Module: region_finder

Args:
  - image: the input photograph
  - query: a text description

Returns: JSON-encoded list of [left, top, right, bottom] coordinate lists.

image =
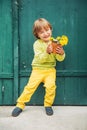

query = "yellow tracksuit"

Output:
[[16, 39, 65, 110]]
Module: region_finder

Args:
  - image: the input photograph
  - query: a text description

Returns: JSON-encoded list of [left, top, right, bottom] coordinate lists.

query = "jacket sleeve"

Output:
[[55, 53, 65, 61]]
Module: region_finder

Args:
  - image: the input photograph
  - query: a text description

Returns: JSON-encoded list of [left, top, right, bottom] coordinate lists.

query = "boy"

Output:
[[12, 18, 65, 117]]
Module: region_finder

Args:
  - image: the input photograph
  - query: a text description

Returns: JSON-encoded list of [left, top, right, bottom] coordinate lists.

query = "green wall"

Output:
[[0, 0, 87, 105]]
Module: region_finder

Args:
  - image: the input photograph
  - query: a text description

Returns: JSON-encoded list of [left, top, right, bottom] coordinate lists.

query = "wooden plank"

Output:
[[12, 0, 19, 103], [0, 0, 14, 105]]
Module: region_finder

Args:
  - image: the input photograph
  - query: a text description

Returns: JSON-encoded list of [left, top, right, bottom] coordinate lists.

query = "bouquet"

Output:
[[50, 35, 68, 53]]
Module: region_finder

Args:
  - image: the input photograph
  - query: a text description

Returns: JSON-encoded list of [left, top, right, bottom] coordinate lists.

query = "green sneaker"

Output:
[[45, 107, 53, 116], [12, 107, 22, 117]]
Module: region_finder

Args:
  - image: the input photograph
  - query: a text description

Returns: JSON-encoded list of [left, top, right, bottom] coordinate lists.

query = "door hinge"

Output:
[[2, 86, 5, 92]]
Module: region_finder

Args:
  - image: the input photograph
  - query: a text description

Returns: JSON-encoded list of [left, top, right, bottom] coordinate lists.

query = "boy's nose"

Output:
[[44, 31, 49, 35]]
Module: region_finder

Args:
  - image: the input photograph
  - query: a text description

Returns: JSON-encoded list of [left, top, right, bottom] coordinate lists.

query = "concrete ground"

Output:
[[0, 106, 87, 130]]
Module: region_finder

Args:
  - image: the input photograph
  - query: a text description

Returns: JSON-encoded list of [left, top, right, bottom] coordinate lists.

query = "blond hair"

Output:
[[33, 18, 52, 38]]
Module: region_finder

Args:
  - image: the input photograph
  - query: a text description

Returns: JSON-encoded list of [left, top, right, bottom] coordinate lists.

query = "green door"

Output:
[[18, 0, 87, 105], [0, 0, 13, 105], [0, 0, 19, 105], [0, 0, 87, 105]]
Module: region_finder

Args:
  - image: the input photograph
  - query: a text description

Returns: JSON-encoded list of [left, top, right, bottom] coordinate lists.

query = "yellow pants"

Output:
[[16, 68, 56, 110]]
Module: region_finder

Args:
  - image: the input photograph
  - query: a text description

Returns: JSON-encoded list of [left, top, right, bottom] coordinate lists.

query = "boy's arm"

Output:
[[46, 43, 65, 61], [55, 44, 66, 61], [55, 53, 65, 61]]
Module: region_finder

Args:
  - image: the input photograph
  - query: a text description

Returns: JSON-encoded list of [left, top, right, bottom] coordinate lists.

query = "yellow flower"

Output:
[[50, 37, 58, 42], [51, 35, 69, 46], [50, 37, 54, 41], [56, 36, 61, 41], [56, 35, 68, 46]]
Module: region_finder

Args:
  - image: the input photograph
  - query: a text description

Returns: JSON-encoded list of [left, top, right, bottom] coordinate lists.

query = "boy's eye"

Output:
[[39, 28, 50, 34], [46, 28, 50, 31], [39, 31, 44, 34]]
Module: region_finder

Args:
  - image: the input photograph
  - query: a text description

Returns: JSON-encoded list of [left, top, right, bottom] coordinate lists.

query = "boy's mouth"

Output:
[[44, 35, 50, 39]]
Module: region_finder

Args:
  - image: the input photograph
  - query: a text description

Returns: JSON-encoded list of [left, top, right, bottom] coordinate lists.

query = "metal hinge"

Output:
[[2, 86, 5, 92]]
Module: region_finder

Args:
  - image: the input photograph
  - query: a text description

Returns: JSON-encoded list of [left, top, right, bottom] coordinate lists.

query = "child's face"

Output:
[[37, 27, 52, 42]]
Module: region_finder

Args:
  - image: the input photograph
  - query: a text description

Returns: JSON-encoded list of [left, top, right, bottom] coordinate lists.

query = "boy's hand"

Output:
[[46, 44, 53, 54], [56, 44, 64, 55], [47, 44, 65, 55]]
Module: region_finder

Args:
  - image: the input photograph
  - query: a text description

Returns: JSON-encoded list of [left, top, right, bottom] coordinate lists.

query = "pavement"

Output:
[[0, 106, 87, 130]]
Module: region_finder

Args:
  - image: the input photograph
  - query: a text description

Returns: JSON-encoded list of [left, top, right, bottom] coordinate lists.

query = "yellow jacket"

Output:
[[32, 39, 65, 69]]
